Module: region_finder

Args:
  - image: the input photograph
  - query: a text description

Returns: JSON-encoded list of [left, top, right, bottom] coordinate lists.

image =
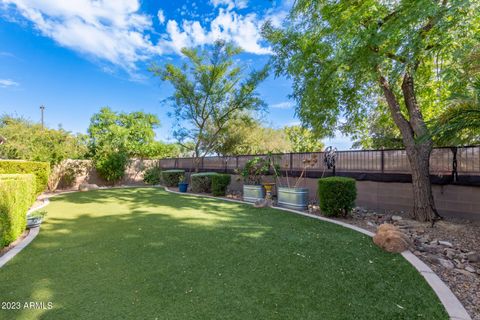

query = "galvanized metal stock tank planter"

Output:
[[277, 187, 309, 211], [243, 185, 265, 203]]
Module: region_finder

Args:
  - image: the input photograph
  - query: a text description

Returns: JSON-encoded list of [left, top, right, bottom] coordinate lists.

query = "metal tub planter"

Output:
[[243, 185, 265, 203], [277, 187, 309, 211]]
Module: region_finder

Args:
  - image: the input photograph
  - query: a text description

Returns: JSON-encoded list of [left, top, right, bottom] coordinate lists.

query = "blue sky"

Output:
[[0, 0, 352, 149]]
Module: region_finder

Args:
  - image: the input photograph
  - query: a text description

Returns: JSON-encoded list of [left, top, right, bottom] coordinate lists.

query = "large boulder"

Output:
[[373, 223, 410, 253]]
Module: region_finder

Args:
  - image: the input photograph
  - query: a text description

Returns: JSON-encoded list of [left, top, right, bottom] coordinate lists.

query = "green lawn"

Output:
[[0, 188, 447, 319]]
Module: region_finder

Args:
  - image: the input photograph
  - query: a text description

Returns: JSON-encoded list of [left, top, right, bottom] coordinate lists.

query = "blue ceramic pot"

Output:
[[178, 182, 189, 193]]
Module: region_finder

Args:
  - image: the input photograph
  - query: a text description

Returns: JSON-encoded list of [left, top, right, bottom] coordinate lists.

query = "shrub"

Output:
[[143, 166, 162, 185], [211, 174, 231, 196], [240, 157, 270, 185], [94, 152, 128, 185], [161, 169, 185, 187], [191, 172, 218, 193], [0, 174, 36, 247], [0, 160, 50, 195], [318, 177, 357, 217]]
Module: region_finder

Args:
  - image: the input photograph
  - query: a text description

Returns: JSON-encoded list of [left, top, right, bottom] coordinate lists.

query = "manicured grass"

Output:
[[0, 188, 447, 319]]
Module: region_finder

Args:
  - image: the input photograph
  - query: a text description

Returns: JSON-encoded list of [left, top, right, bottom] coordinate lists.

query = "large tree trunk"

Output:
[[405, 144, 440, 221], [379, 72, 441, 222]]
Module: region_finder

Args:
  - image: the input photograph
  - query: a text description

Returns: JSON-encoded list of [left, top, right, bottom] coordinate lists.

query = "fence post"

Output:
[[201, 157, 204, 171], [236, 156, 239, 169], [289, 153, 293, 175], [174, 158, 178, 169], [381, 149, 385, 173], [451, 147, 458, 183]]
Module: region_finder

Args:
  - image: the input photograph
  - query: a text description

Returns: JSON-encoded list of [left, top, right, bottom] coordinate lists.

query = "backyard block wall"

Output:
[[56, 159, 480, 220], [227, 175, 480, 220]]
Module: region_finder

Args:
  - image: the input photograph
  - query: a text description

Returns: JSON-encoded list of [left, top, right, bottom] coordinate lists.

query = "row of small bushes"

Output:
[[143, 166, 355, 216], [144, 168, 186, 187], [190, 172, 231, 196], [143, 168, 231, 196], [0, 160, 50, 195], [0, 174, 36, 247]]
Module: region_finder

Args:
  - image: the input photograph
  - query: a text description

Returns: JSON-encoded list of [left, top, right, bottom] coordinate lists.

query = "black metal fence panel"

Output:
[[158, 146, 480, 185]]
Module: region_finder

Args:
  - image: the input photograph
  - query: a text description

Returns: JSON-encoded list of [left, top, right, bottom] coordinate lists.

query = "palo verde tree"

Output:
[[151, 40, 268, 170], [263, 0, 479, 222]]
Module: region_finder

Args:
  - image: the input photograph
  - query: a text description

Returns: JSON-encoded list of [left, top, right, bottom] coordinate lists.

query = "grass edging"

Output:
[[0, 198, 49, 268], [163, 186, 471, 320], [0, 226, 40, 269]]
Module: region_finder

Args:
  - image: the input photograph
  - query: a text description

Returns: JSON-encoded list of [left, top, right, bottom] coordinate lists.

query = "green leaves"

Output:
[[263, 0, 479, 141], [87, 107, 160, 158], [151, 41, 268, 161], [0, 116, 87, 166]]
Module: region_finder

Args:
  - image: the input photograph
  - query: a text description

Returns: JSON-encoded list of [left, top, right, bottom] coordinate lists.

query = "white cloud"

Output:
[[1, 0, 160, 72], [210, 0, 248, 10], [157, 9, 165, 24], [0, 79, 19, 88], [160, 8, 271, 55], [0, 0, 284, 74], [270, 101, 294, 109]]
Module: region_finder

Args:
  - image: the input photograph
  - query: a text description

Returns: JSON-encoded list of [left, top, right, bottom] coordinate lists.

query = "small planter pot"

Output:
[[243, 184, 265, 203], [178, 182, 189, 193], [26, 216, 43, 228], [277, 187, 309, 211]]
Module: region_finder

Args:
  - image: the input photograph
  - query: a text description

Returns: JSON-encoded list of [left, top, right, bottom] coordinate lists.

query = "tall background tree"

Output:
[[0, 115, 87, 165], [264, 0, 479, 221], [87, 107, 178, 184], [284, 125, 324, 152], [151, 40, 269, 170]]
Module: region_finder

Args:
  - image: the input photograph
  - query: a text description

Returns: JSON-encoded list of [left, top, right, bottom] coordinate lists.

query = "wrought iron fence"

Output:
[[158, 146, 480, 185]]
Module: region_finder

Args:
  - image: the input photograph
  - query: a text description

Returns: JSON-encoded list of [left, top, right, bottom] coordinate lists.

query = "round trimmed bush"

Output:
[[143, 166, 162, 185], [161, 170, 185, 187], [190, 172, 218, 193], [211, 174, 231, 196], [94, 152, 128, 185], [318, 177, 356, 217]]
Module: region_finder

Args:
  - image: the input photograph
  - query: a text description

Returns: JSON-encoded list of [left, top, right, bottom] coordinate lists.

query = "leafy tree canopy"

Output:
[[263, 0, 479, 139], [87, 107, 163, 158], [0, 115, 87, 165], [151, 40, 268, 167], [284, 125, 325, 152]]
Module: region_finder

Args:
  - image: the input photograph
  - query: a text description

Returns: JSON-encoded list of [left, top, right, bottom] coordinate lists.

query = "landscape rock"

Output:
[[437, 258, 455, 269], [391, 215, 402, 221], [372, 224, 409, 253], [467, 252, 480, 263], [79, 183, 99, 192], [253, 199, 269, 208], [465, 265, 476, 273], [438, 240, 453, 247]]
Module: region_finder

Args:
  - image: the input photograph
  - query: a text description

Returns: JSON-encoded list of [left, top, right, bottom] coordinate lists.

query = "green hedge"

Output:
[[211, 174, 231, 196], [191, 172, 218, 193], [318, 177, 357, 217], [0, 174, 36, 247], [143, 166, 162, 185], [161, 169, 185, 187], [0, 160, 50, 195]]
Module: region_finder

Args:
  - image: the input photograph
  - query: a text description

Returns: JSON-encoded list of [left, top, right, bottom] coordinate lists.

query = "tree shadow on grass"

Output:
[[0, 188, 448, 320]]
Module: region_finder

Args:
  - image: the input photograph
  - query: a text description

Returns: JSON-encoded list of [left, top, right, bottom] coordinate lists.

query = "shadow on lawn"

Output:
[[0, 188, 448, 320]]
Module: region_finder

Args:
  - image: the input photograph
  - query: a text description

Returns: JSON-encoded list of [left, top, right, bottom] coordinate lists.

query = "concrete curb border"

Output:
[[0, 227, 40, 269], [164, 187, 471, 320], [0, 199, 50, 269]]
